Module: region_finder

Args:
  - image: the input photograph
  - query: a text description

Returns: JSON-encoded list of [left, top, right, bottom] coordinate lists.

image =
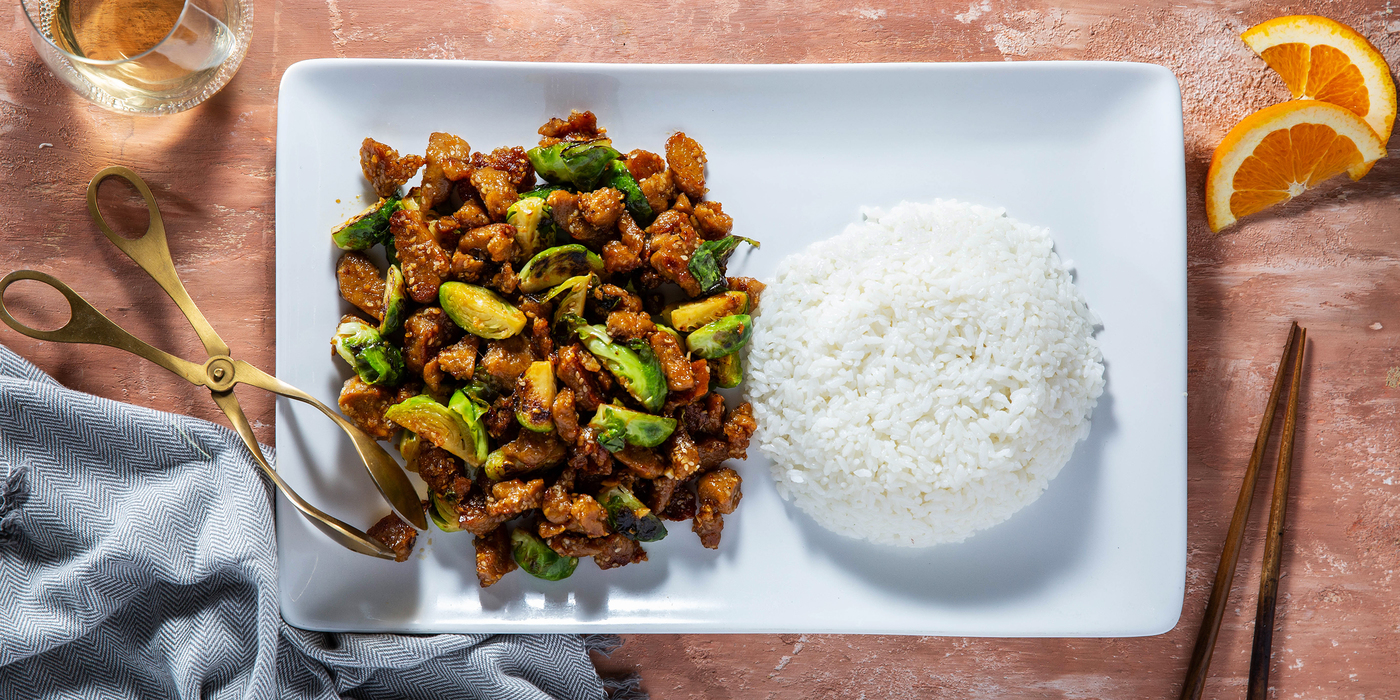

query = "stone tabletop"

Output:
[[2, 0, 1398, 696]]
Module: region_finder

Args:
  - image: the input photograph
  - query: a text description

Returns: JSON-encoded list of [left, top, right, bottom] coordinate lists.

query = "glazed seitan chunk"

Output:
[[421, 132, 473, 208], [723, 402, 757, 460], [648, 331, 694, 392], [402, 307, 459, 375], [360, 138, 424, 198], [336, 252, 385, 321], [481, 335, 535, 386], [664, 132, 707, 199], [552, 388, 581, 444], [367, 513, 418, 562], [658, 484, 697, 521], [458, 223, 517, 263], [538, 110, 603, 143], [337, 376, 414, 439], [469, 168, 519, 221], [471, 146, 536, 190], [683, 393, 726, 436], [391, 209, 452, 304], [691, 201, 733, 239], [606, 311, 655, 341], [416, 444, 473, 502], [435, 336, 480, 380], [592, 533, 647, 570], [579, 188, 626, 229], [556, 344, 609, 412], [698, 467, 742, 515], [624, 149, 666, 181], [486, 478, 546, 517], [474, 527, 517, 587], [692, 504, 724, 549]]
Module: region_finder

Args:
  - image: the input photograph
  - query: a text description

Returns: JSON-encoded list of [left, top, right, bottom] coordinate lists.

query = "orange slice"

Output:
[[1206, 100, 1385, 232], [1241, 15, 1396, 179]]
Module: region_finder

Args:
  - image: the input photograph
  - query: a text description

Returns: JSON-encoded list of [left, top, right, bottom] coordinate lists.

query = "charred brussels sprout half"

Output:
[[380, 265, 408, 335], [599, 484, 668, 542], [711, 352, 743, 389], [505, 197, 552, 258], [385, 395, 482, 467], [519, 184, 569, 200], [447, 389, 490, 466], [526, 140, 622, 190], [439, 282, 528, 339], [515, 361, 556, 433], [542, 274, 592, 325], [517, 245, 605, 293], [668, 291, 748, 332], [333, 317, 406, 386], [332, 197, 401, 251], [589, 404, 677, 451], [396, 430, 422, 472], [429, 491, 466, 532], [687, 235, 759, 295], [686, 314, 753, 359], [604, 160, 652, 225], [511, 528, 578, 581], [567, 318, 668, 412]]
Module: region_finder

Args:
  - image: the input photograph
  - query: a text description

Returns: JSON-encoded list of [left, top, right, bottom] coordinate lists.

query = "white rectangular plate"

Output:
[[275, 59, 1186, 636]]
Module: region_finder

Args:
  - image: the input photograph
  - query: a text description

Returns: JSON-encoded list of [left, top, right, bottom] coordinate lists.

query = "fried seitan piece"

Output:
[[659, 484, 696, 521], [458, 223, 517, 264], [647, 474, 680, 514], [402, 307, 459, 375], [452, 193, 492, 229], [683, 393, 726, 436], [601, 240, 643, 276], [579, 188, 626, 229], [546, 190, 608, 248], [556, 344, 609, 412], [360, 138, 424, 198], [665, 132, 707, 199], [692, 201, 733, 240], [606, 311, 655, 341], [391, 209, 452, 304], [488, 263, 519, 295], [663, 360, 710, 412], [726, 276, 765, 311], [592, 533, 646, 570], [571, 427, 614, 476], [484, 394, 517, 440], [482, 335, 535, 386], [696, 437, 730, 471], [667, 426, 702, 483], [638, 170, 676, 215], [436, 336, 480, 380], [422, 132, 473, 208], [337, 376, 418, 439], [647, 210, 702, 296], [591, 283, 644, 314], [486, 478, 546, 517], [367, 513, 418, 562], [469, 168, 518, 222], [472, 146, 536, 190], [698, 467, 742, 515], [547, 532, 606, 558], [568, 494, 610, 537], [451, 249, 488, 283], [447, 483, 513, 536], [336, 252, 385, 321], [538, 110, 604, 144], [723, 402, 757, 459], [648, 331, 695, 392], [624, 149, 666, 181], [614, 445, 665, 479], [417, 444, 473, 502], [474, 527, 517, 587], [527, 315, 553, 359], [692, 504, 723, 549], [495, 431, 569, 479], [552, 388, 580, 444]]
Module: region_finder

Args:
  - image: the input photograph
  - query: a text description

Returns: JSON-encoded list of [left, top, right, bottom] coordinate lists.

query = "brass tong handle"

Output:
[[86, 166, 230, 359]]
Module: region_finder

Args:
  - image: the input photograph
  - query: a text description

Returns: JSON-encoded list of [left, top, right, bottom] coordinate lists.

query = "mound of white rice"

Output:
[[743, 200, 1105, 547]]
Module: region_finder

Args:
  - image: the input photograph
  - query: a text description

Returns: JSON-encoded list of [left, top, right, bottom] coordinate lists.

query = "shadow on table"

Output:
[[784, 387, 1118, 607]]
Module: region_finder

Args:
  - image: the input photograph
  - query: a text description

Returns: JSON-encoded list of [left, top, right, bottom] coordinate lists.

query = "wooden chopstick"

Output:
[[1179, 321, 1299, 700], [1247, 326, 1306, 700]]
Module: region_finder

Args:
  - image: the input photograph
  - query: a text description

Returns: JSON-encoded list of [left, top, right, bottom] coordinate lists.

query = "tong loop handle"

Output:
[[0, 270, 206, 386], [86, 166, 230, 358]]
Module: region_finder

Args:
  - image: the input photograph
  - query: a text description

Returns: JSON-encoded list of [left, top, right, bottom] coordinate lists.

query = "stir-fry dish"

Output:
[[333, 111, 761, 586]]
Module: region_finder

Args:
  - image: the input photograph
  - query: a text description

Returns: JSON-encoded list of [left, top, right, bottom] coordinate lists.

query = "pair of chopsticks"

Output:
[[1180, 321, 1307, 700]]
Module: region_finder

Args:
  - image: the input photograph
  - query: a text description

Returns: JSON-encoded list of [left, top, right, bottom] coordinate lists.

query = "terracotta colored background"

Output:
[[3, 0, 1399, 697]]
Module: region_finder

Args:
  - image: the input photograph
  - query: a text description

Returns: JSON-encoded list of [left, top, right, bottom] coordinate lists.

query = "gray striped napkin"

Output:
[[0, 343, 641, 699]]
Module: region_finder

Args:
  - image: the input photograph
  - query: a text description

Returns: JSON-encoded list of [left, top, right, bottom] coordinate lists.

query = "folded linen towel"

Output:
[[0, 343, 634, 699]]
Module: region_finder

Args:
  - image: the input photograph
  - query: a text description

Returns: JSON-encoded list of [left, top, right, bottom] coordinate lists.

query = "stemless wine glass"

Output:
[[21, 0, 252, 115]]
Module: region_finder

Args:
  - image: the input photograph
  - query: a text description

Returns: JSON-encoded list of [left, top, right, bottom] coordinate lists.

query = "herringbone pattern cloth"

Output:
[[0, 344, 616, 700]]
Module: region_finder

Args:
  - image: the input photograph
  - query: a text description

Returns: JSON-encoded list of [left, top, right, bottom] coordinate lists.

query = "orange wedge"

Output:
[[1206, 100, 1385, 232], [1242, 15, 1396, 179]]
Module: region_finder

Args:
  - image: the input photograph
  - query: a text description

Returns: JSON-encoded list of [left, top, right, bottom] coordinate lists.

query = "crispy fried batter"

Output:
[[638, 170, 675, 215], [592, 533, 647, 570], [552, 387, 581, 444], [453, 194, 492, 229], [606, 311, 655, 341], [698, 467, 742, 515], [545, 189, 610, 248], [436, 336, 480, 380], [556, 344, 608, 412], [458, 223, 517, 263], [471, 146, 536, 190], [336, 252, 385, 320], [538, 110, 603, 142], [422, 132, 473, 207], [579, 187, 625, 229], [692, 200, 733, 240], [648, 330, 694, 392], [360, 138, 424, 198], [664, 132, 707, 199], [474, 527, 517, 587], [367, 513, 418, 562], [451, 250, 487, 282], [723, 402, 757, 460], [486, 478, 546, 517], [624, 149, 666, 181], [600, 240, 642, 276], [391, 209, 452, 304], [469, 167, 519, 222], [402, 307, 459, 375]]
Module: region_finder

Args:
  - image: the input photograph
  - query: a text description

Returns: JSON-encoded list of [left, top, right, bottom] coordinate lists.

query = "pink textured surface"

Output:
[[1, 0, 1398, 696]]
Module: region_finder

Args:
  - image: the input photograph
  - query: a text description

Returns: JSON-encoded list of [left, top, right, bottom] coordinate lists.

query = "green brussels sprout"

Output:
[[598, 484, 668, 542], [510, 528, 578, 581], [687, 235, 760, 295], [428, 491, 466, 532], [517, 245, 605, 293], [439, 281, 528, 339], [380, 265, 408, 335], [519, 184, 570, 200], [526, 140, 622, 190], [567, 318, 668, 412], [604, 160, 652, 226], [668, 291, 748, 332], [542, 274, 593, 325], [384, 395, 482, 466], [588, 404, 677, 452], [332, 317, 406, 386], [447, 389, 490, 467], [396, 430, 422, 472], [332, 197, 401, 250], [515, 361, 556, 433], [505, 197, 552, 259], [711, 352, 743, 389], [685, 314, 753, 359]]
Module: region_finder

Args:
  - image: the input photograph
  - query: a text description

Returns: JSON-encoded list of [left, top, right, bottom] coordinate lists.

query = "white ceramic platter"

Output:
[[275, 59, 1186, 636]]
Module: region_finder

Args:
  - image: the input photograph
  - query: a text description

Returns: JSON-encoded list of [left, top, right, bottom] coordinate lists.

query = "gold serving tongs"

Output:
[[0, 166, 427, 558]]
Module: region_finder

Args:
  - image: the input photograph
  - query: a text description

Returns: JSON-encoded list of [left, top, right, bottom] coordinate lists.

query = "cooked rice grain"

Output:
[[743, 200, 1104, 546]]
